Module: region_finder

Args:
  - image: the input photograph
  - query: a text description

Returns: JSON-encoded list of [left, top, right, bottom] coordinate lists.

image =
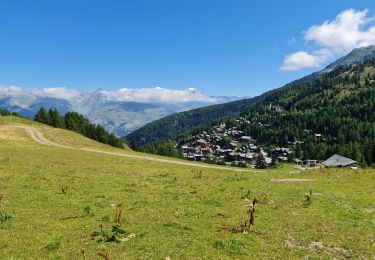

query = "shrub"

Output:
[[61, 185, 68, 194], [0, 212, 11, 223], [213, 239, 248, 255]]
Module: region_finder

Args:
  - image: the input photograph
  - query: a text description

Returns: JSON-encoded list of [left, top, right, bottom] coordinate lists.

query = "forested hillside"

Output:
[[228, 59, 375, 164], [125, 98, 261, 147], [134, 58, 375, 165]]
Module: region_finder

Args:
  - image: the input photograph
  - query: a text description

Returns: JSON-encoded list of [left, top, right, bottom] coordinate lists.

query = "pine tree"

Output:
[[255, 153, 267, 169], [34, 107, 50, 124], [48, 109, 65, 128]]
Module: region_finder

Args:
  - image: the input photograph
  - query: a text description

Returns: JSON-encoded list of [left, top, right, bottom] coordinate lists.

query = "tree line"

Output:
[[0, 109, 20, 117], [34, 107, 124, 148]]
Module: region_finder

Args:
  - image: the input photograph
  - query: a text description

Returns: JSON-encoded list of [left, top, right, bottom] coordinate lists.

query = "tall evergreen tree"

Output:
[[34, 107, 50, 124], [255, 154, 267, 169], [48, 108, 65, 128]]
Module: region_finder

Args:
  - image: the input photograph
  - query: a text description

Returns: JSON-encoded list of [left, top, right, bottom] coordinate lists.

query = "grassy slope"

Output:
[[0, 116, 129, 151], [0, 117, 374, 259], [0, 116, 210, 163]]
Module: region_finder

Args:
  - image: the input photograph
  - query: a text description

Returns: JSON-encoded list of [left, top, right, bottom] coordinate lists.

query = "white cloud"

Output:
[[39, 87, 80, 100], [0, 85, 219, 105], [281, 51, 328, 71], [0, 86, 24, 96], [0, 86, 80, 100], [281, 9, 375, 71], [97, 87, 218, 103], [306, 9, 375, 51]]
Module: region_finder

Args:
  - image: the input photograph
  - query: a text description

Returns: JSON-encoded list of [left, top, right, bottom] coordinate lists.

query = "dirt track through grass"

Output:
[[15, 125, 251, 172]]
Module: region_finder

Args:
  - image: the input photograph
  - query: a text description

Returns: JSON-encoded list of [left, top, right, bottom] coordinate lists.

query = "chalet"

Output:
[[245, 153, 257, 164], [240, 136, 251, 142], [227, 152, 237, 160], [273, 147, 292, 161], [181, 145, 190, 153], [229, 142, 237, 149], [196, 139, 209, 148], [297, 159, 319, 169], [193, 154, 204, 161], [294, 159, 303, 165], [265, 157, 272, 164], [215, 149, 224, 156], [322, 154, 359, 168], [201, 147, 212, 155], [239, 153, 246, 160]]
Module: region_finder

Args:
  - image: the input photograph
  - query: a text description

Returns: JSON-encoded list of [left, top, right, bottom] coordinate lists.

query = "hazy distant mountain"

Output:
[[0, 86, 242, 136]]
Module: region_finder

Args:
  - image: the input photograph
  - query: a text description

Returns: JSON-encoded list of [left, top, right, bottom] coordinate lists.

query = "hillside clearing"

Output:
[[0, 117, 374, 259], [13, 123, 250, 172]]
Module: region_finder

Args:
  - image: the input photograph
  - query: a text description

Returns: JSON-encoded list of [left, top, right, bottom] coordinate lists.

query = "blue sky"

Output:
[[0, 0, 374, 97]]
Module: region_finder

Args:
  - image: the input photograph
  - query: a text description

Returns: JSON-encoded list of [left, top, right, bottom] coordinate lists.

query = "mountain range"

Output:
[[0, 87, 241, 136]]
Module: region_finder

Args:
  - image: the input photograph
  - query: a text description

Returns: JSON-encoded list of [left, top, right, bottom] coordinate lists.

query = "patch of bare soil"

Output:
[[308, 241, 350, 257], [271, 178, 313, 182], [285, 235, 303, 249], [285, 236, 351, 258]]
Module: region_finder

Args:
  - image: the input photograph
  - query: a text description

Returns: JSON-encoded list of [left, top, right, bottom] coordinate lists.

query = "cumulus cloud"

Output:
[[281, 51, 327, 71], [0, 85, 219, 105], [97, 87, 218, 103], [40, 87, 80, 100], [281, 9, 375, 71], [0, 86, 25, 96], [0, 86, 80, 101]]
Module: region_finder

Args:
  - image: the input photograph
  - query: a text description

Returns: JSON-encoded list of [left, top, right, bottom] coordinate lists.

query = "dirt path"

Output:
[[15, 125, 251, 172], [271, 178, 313, 182]]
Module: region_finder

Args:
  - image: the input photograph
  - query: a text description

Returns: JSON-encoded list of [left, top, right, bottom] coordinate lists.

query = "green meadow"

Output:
[[0, 117, 374, 259]]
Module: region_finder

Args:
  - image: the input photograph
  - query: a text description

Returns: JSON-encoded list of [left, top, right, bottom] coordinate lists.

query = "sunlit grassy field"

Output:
[[0, 116, 374, 259]]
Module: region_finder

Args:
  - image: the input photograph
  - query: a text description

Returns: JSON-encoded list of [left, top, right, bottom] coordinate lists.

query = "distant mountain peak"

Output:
[[186, 87, 198, 93], [323, 45, 375, 72]]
